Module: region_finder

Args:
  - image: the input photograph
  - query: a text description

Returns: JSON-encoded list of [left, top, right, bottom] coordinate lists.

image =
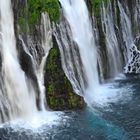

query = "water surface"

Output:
[[0, 75, 140, 140]]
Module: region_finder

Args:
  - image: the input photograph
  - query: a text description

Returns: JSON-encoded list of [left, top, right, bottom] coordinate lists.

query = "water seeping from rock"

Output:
[[19, 12, 53, 111], [101, 2, 123, 78], [118, 1, 140, 73]]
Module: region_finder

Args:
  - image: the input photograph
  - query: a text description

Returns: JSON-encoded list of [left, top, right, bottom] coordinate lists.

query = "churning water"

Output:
[[0, 75, 140, 140]]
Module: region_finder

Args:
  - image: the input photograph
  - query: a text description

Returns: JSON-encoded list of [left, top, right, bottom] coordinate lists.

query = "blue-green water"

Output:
[[0, 75, 140, 140]]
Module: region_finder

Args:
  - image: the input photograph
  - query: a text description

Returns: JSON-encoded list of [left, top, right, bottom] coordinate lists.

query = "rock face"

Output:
[[45, 37, 85, 110]]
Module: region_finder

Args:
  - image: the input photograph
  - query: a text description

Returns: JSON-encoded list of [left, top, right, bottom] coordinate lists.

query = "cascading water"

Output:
[[118, 1, 140, 73], [56, 0, 99, 104], [1, 0, 139, 122], [38, 13, 53, 110], [101, 2, 123, 77], [54, 20, 87, 95], [0, 0, 54, 123], [0, 0, 37, 122], [134, 0, 140, 37], [19, 12, 53, 111], [118, 1, 134, 60]]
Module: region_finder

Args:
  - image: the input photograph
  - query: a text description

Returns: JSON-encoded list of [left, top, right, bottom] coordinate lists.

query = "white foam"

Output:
[[85, 81, 134, 107], [0, 111, 63, 131]]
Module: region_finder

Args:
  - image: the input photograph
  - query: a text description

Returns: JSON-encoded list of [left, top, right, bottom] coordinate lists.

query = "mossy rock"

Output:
[[17, 0, 60, 33], [88, 0, 111, 16], [45, 37, 85, 110]]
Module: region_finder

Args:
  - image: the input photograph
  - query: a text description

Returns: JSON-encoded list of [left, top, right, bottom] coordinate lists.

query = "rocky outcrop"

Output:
[[45, 36, 85, 110]]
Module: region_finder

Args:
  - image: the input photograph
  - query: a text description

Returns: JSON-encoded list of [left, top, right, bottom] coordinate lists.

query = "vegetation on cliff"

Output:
[[45, 37, 85, 110], [27, 0, 60, 24], [18, 0, 60, 33]]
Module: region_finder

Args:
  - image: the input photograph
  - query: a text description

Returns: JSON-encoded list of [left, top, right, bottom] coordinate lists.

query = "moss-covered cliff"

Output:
[[16, 0, 60, 34], [45, 37, 85, 110]]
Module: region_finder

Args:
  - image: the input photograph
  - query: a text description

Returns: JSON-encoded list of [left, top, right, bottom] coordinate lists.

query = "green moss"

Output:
[[42, 0, 60, 23], [49, 96, 58, 107], [48, 84, 55, 94], [69, 93, 80, 108], [28, 0, 60, 24], [90, 0, 110, 16], [45, 40, 85, 110], [18, 0, 60, 33], [46, 48, 58, 71], [18, 17, 27, 32]]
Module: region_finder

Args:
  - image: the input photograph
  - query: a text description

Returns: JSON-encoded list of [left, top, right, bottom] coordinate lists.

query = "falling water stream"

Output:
[[0, 0, 37, 121], [57, 0, 99, 104], [101, 2, 123, 77], [0, 0, 62, 131]]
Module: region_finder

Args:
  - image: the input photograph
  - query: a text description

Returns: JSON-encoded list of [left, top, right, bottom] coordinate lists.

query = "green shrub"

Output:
[[18, 0, 60, 32]]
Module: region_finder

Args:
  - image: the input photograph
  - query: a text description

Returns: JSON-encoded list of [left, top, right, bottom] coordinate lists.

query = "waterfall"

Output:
[[134, 0, 140, 37], [18, 12, 52, 110], [118, 1, 134, 60], [38, 13, 53, 110], [56, 0, 99, 103], [54, 20, 87, 95], [0, 0, 37, 122], [0, 0, 52, 122], [118, 1, 140, 73], [101, 2, 123, 78]]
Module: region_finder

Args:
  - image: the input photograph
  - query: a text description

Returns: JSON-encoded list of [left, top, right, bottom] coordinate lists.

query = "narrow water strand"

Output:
[[101, 2, 123, 77], [18, 13, 52, 111]]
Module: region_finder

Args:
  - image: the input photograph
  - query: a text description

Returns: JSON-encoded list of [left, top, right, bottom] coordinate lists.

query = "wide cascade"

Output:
[[0, 0, 38, 122], [118, 1, 140, 73], [18, 12, 52, 111], [54, 0, 140, 106], [55, 0, 99, 103], [0, 0, 52, 122]]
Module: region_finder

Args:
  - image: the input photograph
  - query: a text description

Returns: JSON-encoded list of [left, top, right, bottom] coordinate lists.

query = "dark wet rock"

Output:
[[45, 36, 85, 110]]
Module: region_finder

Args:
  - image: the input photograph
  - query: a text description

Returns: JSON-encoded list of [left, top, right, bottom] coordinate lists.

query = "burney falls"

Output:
[[0, 0, 140, 140]]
